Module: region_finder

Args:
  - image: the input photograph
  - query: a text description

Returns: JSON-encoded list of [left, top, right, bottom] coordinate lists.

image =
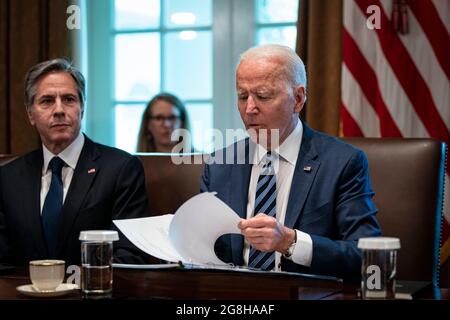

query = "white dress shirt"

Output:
[[40, 133, 85, 213], [243, 120, 313, 271]]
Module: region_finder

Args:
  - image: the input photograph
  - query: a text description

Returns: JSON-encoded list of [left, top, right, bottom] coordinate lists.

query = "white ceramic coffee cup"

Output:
[[29, 260, 65, 292]]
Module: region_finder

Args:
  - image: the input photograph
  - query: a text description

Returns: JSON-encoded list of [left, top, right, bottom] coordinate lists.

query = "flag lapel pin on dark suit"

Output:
[[303, 166, 312, 173], [87, 168, 96, 174]]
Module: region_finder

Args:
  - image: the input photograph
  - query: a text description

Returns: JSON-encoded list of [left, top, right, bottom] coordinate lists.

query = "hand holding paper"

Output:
[[238, 213, 295, 254]]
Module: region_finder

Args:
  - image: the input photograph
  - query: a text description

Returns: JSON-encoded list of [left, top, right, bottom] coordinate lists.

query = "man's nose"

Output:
[[53, 98, 65, 115], [246, 96, 258, 114]]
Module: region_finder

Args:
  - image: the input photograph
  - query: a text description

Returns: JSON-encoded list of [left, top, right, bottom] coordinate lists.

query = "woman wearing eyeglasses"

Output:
[[137, 92, 191, 152]]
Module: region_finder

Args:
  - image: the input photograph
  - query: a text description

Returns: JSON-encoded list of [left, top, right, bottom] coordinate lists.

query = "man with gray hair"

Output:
[[0, 58, 150, 266], [201, 44, 381, 281]]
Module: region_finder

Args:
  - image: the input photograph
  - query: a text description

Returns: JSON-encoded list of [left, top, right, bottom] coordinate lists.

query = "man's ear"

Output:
[[26, 106, 36, 126], [293, 85, 306, 113]]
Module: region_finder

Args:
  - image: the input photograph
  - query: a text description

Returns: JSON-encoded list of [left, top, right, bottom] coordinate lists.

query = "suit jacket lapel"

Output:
[[230, 165, 252, 219], [284, 124, 320, 229], [228, 138, 253, 219], [56, 137, 99, 256], [24, 151, 48, 257], [229, 140, 252, 264]]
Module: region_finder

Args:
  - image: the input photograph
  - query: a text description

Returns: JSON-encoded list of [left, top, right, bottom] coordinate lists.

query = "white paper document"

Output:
[[113, 192, 241, 266]]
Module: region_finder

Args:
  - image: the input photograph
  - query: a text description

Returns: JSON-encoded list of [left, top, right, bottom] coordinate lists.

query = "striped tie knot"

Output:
[[260, 152, 275, 176]]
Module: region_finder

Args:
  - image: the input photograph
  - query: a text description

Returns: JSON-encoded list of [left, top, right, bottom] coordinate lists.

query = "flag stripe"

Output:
[[341, 64, 381, 137], [343, 2, 429, 137], [431, 0, 450, 35], [407, 0, 450, 82], [340, 102, 364, 137], [343, 28, 401, 137], [356, 0, 450, 143], [379, 0, 450, 131]]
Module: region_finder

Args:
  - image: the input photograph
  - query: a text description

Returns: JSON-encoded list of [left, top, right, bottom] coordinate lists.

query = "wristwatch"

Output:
[[283, 231, 297, 259]]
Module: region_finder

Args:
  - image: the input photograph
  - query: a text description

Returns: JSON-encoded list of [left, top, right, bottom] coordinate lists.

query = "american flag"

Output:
[[341, 0, 449, 273]]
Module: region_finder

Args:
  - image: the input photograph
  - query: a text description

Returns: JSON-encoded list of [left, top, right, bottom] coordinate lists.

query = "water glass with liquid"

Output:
[[79, 230, 119, 299], [358, 237, 401, 300]]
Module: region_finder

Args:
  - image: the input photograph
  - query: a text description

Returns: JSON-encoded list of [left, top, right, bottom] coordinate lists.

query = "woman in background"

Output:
[[137, 92, 191, 152]]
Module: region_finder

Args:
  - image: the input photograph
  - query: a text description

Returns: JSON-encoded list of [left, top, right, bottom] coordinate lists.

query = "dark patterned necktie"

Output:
[[248, 152, 276, 270], [42, 156, 65, 257]]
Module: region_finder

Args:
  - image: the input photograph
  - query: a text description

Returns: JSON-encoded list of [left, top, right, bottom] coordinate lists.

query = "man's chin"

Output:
[[46, 133, 76, 146], [246, 124, 264, 130]]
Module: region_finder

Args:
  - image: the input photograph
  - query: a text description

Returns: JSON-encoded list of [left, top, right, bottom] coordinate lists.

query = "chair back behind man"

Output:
[[342, 138, 446, 287], [0, 155, 18, 166], [137, 153, 205, 216]]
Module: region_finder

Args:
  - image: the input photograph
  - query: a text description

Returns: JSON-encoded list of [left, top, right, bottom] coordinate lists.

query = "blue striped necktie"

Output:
[[248, 152, 277, 270], [42, 156, 65, 258]]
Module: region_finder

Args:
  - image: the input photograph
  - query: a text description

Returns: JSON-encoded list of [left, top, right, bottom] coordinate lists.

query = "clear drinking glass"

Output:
[[79, 230, 119, 299], [358, 237, 401, 299]]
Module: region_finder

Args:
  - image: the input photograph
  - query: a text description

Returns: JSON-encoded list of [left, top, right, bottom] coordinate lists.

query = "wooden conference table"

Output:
[[0, 266, 448, 300]]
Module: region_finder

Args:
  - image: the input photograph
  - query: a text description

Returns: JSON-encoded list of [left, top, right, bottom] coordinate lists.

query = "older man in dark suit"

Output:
[[0, 58, 149, 266], [201, 44, 381, 281]]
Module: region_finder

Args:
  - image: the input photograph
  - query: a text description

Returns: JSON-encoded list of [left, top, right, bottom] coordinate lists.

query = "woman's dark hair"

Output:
[[137, 92, 190, 152]]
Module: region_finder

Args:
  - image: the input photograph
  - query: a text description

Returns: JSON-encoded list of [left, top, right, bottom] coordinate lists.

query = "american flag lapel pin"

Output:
[[303, 165, 312, 173], [87, 168, 96, 174]]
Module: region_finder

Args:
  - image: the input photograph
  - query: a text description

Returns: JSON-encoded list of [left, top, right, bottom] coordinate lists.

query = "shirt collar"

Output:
[[42, 133, 85, 174], [277, 119, 303, 166], [252, 120, 303, 166]]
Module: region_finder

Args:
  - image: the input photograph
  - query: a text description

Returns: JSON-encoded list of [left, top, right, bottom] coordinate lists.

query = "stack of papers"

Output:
[[113, 192, 241, 266]]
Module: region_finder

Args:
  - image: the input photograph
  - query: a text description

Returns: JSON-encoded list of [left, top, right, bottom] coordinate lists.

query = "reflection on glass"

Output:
[[115, 33, 160, 101], [256, 0, 299, 23], [185, 103, 213, 153], [115, 0, 160, 30], [115, 104, 146, 153], [164, 0, 212, 28], [170, 12, 196, 25], [179, 30, 197, 40], [256, 26, 297, 49], [164, 31, 212, 100]]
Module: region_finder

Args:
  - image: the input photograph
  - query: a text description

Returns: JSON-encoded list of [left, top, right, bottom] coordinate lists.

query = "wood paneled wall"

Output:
[[0, 0, 71, 154]]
